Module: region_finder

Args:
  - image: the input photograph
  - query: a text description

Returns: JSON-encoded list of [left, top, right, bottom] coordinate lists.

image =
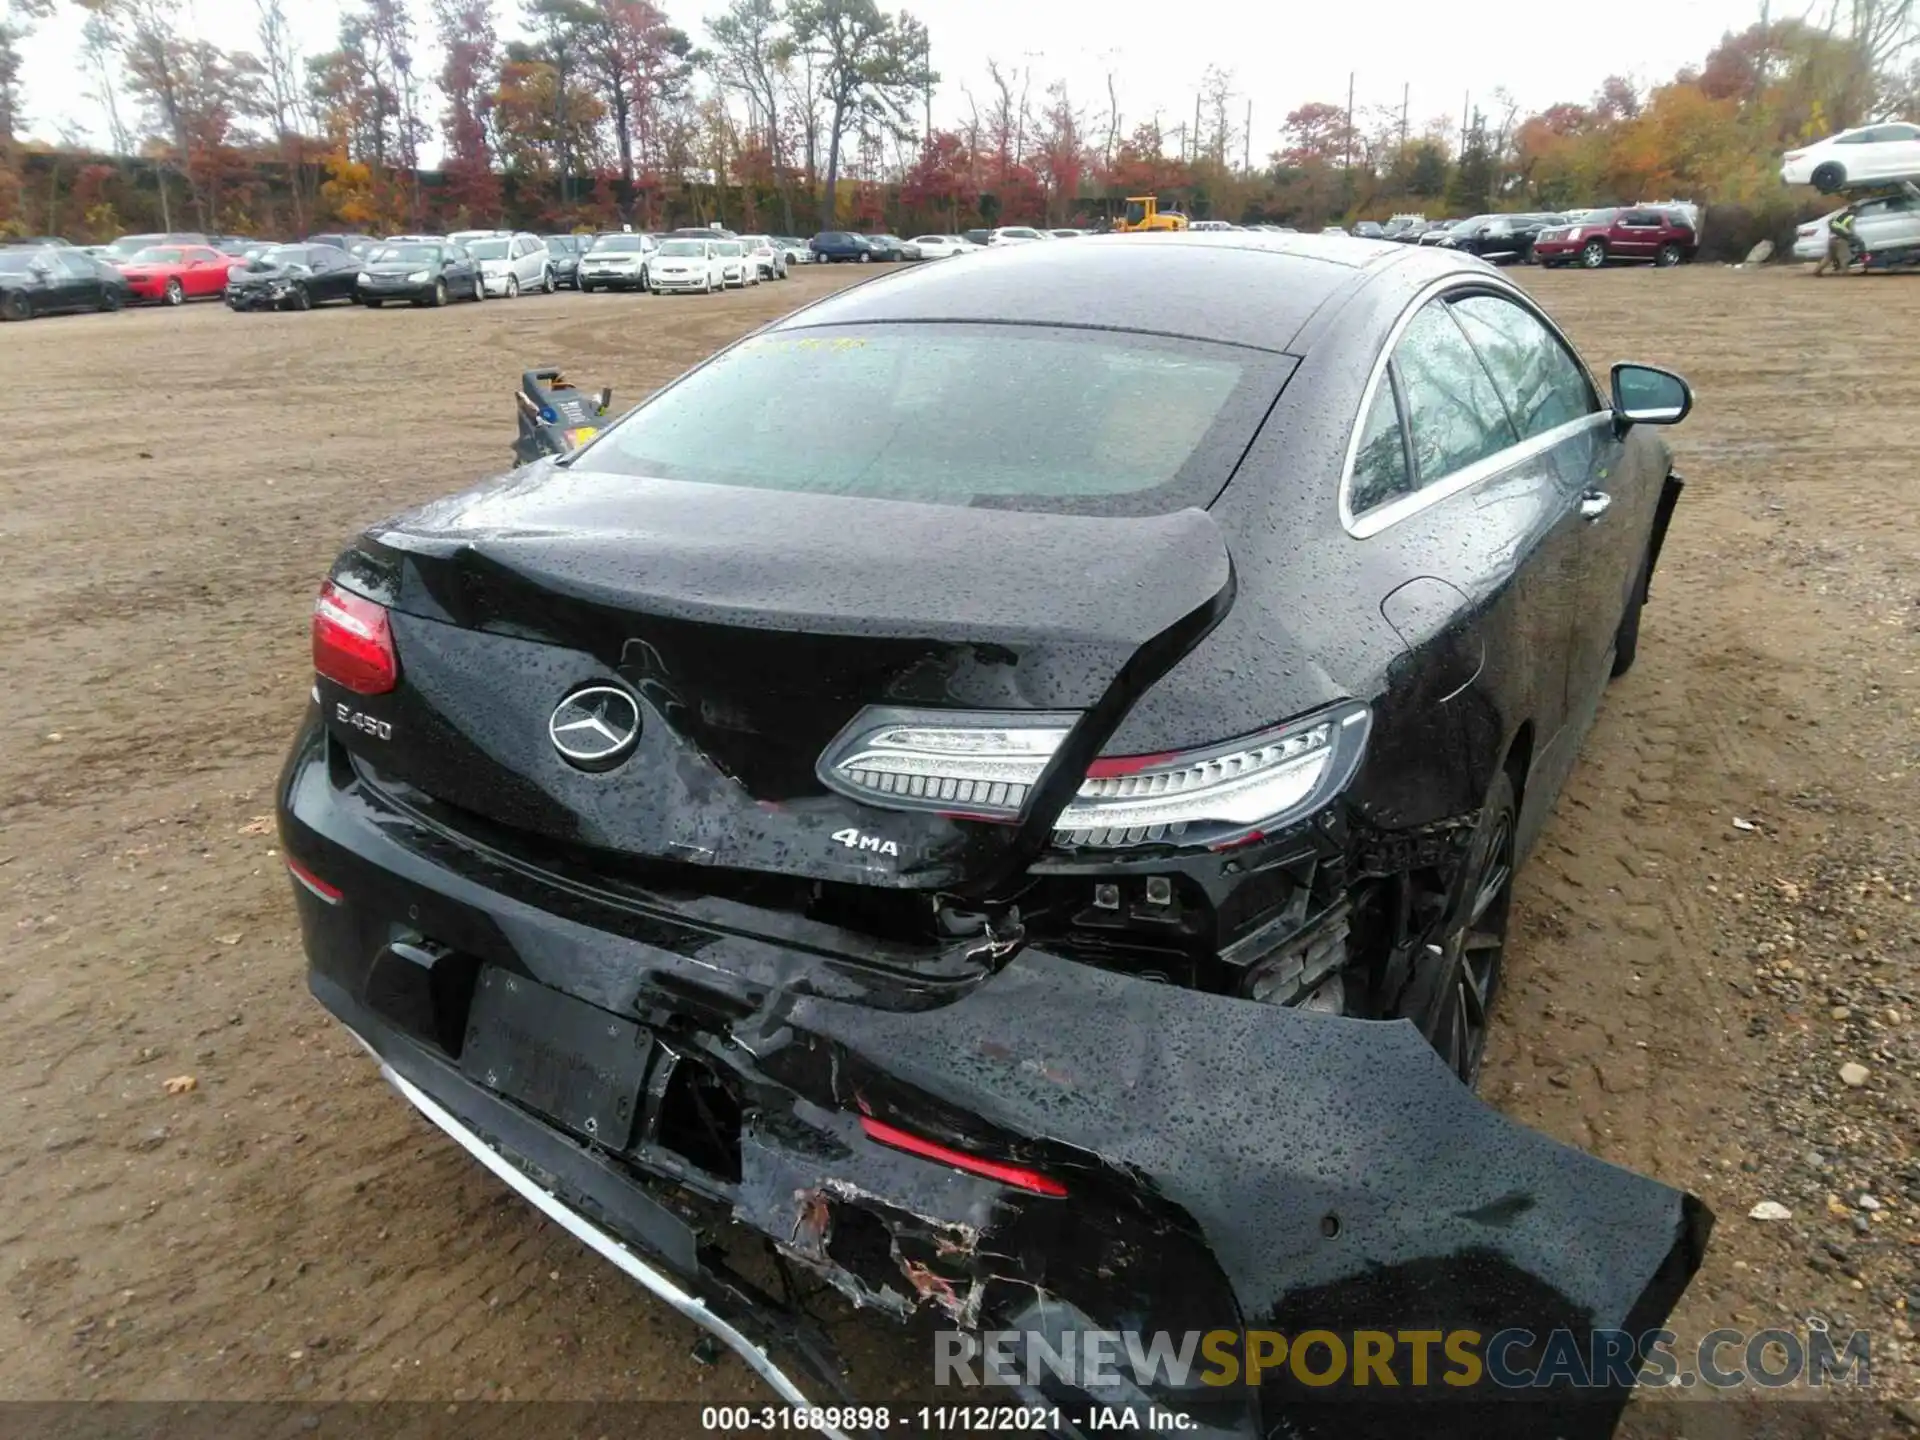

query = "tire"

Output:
[[100, 288, 123, 313], [470, 277, 485, 302], [1654, 243, 1683, 268], [432, 280, 448, 307], [1611, 547, 1651, 678], [505, 275, 519, 299], [164, 277, 185, 306], [292, 284, 313, 311], [2, 290, 31, 321], [1400, 769, 1516, 1089], [580, 281, 595, 294], [364, 298, 383, 309], [1812, 161, 1847, 194], [1580, 240, 1607, 269], [541, 267, 555, 294], [857, 252, 870, 263]]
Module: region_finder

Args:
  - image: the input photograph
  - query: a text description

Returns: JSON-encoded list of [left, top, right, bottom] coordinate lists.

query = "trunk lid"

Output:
[[324, 464, 1233, 893]]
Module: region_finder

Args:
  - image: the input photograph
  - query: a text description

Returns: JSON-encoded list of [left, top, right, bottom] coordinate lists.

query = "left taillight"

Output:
[[312, 579, 398, 695]]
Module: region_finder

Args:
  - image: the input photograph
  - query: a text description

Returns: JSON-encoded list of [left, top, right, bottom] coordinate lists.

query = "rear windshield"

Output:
[[581, 324, 1291, 517]]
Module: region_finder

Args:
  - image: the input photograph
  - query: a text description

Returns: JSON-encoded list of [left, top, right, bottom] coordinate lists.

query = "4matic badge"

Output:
[[831, 827, 899, 858]]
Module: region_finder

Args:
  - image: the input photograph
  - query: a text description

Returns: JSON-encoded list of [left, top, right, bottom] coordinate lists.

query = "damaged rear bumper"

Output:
[[282, 717, 1711, 1438]]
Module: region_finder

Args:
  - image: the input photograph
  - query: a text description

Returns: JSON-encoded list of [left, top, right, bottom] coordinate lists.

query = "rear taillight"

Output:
[[1055, 704, 1371, 848], [819, 702, 1372, 849], [817, 708, 1075, 819], [312, 580, 398, 695]]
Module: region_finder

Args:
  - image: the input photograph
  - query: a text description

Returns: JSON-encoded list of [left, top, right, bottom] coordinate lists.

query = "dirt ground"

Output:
[[1, 261, 1915, 1435]]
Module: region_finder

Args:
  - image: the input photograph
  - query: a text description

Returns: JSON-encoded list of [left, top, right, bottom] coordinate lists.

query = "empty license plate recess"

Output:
[[461, 968, 651, 1149]]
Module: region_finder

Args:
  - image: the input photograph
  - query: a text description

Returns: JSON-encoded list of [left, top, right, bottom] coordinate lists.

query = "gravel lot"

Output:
[[0, 262, 1914, 1435]]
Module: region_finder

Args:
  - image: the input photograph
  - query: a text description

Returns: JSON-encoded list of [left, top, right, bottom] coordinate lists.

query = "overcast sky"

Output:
[[18, 0, 1757, 162]]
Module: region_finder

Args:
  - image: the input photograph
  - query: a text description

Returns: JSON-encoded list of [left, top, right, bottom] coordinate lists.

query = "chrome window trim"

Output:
[[1338, 274, 1607, 539]]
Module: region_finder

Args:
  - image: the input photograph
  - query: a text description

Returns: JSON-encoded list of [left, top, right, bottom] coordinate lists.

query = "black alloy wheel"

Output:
[[1419, 771, 1516, 1088]]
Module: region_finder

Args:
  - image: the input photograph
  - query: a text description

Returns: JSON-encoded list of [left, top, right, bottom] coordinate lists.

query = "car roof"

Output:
[[771, 230, 1470, 354]]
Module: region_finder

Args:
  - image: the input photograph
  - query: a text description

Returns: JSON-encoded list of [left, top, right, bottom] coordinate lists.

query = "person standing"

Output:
[[1816, 205, 1859, 275]]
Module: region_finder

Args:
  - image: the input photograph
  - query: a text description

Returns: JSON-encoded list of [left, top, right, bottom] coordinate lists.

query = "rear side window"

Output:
[[1449, 294, 1597, 440], [1391, 302, 1518, 484], [1349, 378, 1413, 514], [585, 324, 1291, 517]]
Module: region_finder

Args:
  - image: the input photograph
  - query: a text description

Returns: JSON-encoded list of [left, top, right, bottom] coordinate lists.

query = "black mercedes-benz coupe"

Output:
[[279, 233, 1707, 1436]]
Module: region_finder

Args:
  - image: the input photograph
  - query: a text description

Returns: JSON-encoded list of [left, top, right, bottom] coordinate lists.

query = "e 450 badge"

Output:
[[335, 702, 393, 740], [831, 827, 899, 858]]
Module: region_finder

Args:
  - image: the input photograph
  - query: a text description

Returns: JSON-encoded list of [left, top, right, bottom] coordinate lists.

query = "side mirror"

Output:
[[1611, 363, 1692, 427]]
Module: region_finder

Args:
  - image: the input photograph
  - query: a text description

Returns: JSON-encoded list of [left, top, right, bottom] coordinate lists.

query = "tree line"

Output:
[[0, 0, 1914, 247]]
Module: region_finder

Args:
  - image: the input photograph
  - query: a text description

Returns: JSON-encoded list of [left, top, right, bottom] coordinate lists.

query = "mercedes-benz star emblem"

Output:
[[549, 685, 641, 771]]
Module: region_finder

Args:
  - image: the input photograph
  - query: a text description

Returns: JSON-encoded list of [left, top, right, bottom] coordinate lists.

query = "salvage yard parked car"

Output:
[[116, 243, 237, 305], [648, 236, 729, 292], [1795, 189, 1920, 265], [1437, 213, 1569, 265], [356, 242, 485, 307], [1782, 120, 1920, 192], [0, 243, 127, 319], [578, 233, 657, 292], [711, 238, 756, 287], [224, 243, 362, 311], [907, 234, 980, 259], [738, 234, 788, 280], [466, 233, 553, 297], [279, 231, 1707, 1436], [808, 230, 873, 262], [542, 235, 588, 288], [1532, 207, 1697, 268]]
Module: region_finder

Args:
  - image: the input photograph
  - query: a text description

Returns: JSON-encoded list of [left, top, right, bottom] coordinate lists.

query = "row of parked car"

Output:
[[1359, 207, 1701, 268], [0, 225, 823, 320]]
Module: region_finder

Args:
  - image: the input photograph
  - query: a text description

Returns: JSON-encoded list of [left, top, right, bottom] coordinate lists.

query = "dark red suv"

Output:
[[1532, 207, 1697, 268]]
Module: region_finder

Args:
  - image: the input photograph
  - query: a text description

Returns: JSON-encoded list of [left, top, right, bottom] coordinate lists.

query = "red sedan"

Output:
[[116, 245, 237, 305]]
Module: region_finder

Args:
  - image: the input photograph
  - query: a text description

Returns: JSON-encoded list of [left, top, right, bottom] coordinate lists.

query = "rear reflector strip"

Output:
[[859, 1115, 1068, 1197], [286, 857, 342, 903]]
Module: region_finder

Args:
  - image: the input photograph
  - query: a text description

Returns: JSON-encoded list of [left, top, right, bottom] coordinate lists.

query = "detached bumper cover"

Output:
[[282, 718, 1709, 1438]]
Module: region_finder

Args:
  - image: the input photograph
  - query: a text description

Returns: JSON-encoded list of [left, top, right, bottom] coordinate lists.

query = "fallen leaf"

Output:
[[238, 816, 273, 836], [1732, 816, 1757, 832], [163, 1075, 197, 1095], [214, 933, 242, 946]]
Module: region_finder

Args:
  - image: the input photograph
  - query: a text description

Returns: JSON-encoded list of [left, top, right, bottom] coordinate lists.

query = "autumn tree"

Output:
[[1031, 80, 1088, 222], [255, 0, 314, 230], [434, 0, 501, 223], [899, 126, 967, 227], [788, 0, 931, 225], [707, 0, 795, 228], [556, 0, 690, 221]]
